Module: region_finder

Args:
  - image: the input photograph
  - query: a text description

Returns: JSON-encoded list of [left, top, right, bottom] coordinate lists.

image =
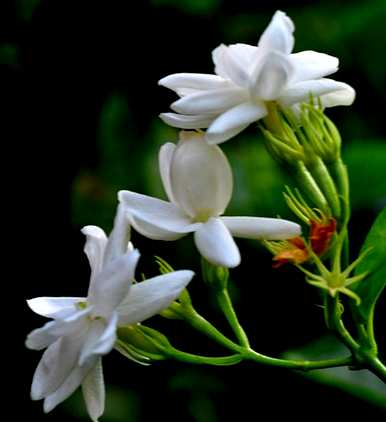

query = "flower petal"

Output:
[[79, 314, 118, 365], [280, 78, 355, 106], [31, 335, 84, 400], [81, 226, 108, 281], [118, 190, 198, 234], [26, 308, 91, 351], [159, 112, 215, 129], [171, 87, 248, 115], [103, 203, 131, 266], [194, 218, 240, 268], [319, 83, 356, 107], [290, 51, 339, 82], [212, 43, 258, 83], [221, 216, 301, 240], [130, 215, 189, 241], [251, 50, 293, 101], [90, 250, 140, 317], [170, 133, 233, 219], [118, 270, 194, 325], [206, 101, 267, 145], [82, 358, 105, 422], [159, 142, 176, 203], [27, 297, 83, 319], [258, 10, 295, 54], [158, 73, 229, 93], [43, 357, 97, 413], [26, 321, 60, 351]]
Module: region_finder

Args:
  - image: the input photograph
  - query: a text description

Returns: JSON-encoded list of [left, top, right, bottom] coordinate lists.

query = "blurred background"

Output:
[[2, 0, 385, 420]]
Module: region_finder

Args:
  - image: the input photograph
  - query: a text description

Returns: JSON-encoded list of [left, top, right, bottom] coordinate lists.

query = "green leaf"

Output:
[[351, 207, 386, 323]]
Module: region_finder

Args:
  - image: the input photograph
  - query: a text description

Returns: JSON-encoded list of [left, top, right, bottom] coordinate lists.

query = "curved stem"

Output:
[[182, 309, 243, 353], [365, 357, 386, 383], [182, 308, 353, 372], [328, 295, 359, 353], [165, 348, 242, 366], [243, 349, 353, 371], [216, 288, 250, 348]]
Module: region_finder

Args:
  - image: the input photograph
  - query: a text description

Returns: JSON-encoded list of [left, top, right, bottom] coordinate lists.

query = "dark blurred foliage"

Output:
[[2, 0, 385, 420]]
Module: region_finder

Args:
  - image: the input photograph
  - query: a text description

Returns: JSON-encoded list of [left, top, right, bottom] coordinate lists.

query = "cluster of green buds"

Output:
[[260, 99, 348, 223]]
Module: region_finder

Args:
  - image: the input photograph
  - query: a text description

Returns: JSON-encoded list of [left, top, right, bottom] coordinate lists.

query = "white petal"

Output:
[[227, 44, 259, 71], [212, 44, 229, 78], [158, 73, 229, 92], [118, 270, 194, 325], [170, 133, 233, 219], [194, 218, 240, 268], [290, 51, 339, 82], [319, 83, 356, 107], [81, 226, 108, 281], [90, 250, 140, 317], [206, 102, 267, 145], [43, 357, 97, 413], [171, 87, 248, 115], [130, 215, 189, 241], [159, 142, 177, 203], [26, 309, 90, 351], [217, 46, 251, 87], [280, 78, 355, 106], [258, 10, 294, 54], [27, 297, 83, 319], [119, 190, 198, 233], [82, 358, 105, 422], [26, 321, 60, 351], [103, 203, 131, 266], [79, 314, 118, 365], [31, 335, 83, 400], [221, 216, 301, 240], [251, 51, 293, 100], [159, 112, 215, 129]]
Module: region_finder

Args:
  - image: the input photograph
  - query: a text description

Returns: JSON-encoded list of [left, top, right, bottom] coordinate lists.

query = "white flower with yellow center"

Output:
[[119, 132, 301, 268], [159, 10, 355, 144], [26, 205, 194, 421]]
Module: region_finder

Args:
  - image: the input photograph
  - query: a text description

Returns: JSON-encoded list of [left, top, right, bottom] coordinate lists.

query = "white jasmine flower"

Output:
[[119, 132, 301, 268], [26, 205, 194, 421], [159, 10, 355, 144]]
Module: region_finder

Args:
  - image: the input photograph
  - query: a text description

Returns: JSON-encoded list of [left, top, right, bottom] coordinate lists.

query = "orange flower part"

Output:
[[310, 218, 337, 256], [272, 237, 309, 268]]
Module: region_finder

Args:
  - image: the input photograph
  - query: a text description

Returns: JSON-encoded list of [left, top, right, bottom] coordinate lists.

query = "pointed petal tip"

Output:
[[81, 225, 106, 239]]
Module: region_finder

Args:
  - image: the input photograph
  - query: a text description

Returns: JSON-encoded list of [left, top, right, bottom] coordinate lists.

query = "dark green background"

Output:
[[3, 0, 385, 420]]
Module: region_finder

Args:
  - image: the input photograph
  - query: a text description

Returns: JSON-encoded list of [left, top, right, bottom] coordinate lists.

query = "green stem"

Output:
[[216, 288, 250, 348], [183, 308, 353, 372], [328, 295, 359, 353], [243, 349, 353, 371], [365, 357, 386, 383], [182, 309, 243, 354], [165, 348, 242, 366]]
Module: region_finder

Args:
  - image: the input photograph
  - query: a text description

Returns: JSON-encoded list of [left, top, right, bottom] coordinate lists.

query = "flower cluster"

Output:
[[159, 10, 354, 144], [26, 9, 358, 421], [26, 205, 194, 421]]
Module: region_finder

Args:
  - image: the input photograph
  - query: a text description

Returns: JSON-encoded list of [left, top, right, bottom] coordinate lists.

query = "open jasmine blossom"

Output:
[[159, 10, 355, 144], [26, 205, 194, 421], [119, 131, 301, 268]]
